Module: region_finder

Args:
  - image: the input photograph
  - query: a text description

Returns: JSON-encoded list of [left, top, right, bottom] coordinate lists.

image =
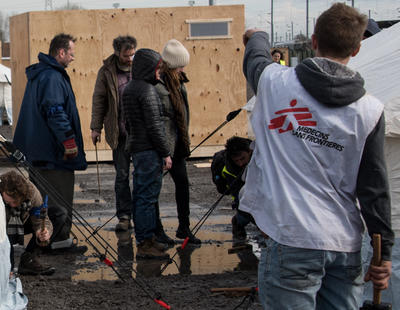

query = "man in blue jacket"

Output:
[[14, 33, 87, 254]]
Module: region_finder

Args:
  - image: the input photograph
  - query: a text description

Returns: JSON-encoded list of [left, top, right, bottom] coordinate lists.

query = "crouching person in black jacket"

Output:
[[122, 49, 172, 260], [211, 137, 254, 240]]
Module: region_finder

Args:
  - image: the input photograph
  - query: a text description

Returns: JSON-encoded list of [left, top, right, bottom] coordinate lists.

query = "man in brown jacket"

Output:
[[91, 36, 137, 231]]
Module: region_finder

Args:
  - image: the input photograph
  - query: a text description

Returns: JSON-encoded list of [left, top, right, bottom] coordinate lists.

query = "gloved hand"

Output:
[[63, 138, 78, 160]]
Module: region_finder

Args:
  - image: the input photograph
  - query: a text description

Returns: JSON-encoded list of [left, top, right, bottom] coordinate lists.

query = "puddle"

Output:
[[70, 212, 259, 281]]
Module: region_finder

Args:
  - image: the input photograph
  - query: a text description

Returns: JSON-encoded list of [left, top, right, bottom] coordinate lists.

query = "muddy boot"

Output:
[[155, 228, 175, 246], [136, 239, 169, 260], [232, 215, 247, 240], [115, 217, 132, 232], [176, 226, 201, 245], [18, 252, 56, 276], [151, 236, 168, 251]]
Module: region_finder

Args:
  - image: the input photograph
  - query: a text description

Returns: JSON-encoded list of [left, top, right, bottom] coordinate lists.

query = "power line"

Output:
[[45, 0, 53, 10]]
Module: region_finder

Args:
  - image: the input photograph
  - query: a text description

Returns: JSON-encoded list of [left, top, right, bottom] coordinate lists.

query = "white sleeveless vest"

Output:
[[239, 63, 384, 252]]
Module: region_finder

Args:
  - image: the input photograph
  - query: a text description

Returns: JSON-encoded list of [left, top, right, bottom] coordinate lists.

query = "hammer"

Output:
[[360, 234, 392, 310]]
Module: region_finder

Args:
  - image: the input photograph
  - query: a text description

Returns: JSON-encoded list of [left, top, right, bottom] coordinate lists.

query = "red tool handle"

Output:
[[372, 233, 381, 305], [103, 257, 113, 267], [154, 298, 171, 309], [181, 237, 189, 250]]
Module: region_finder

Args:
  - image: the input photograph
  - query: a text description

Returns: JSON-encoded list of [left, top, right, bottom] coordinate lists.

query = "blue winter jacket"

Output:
[[13, 53, 87, 171]]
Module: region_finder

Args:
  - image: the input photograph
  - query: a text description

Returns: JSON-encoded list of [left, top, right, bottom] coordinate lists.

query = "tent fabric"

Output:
[[0, 64, 12, 125], [348, 22, 400, 236], [347, 22, 400, 307], [348, 21, 400, 138]]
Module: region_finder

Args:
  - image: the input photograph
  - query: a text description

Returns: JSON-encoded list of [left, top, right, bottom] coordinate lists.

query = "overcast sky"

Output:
[[1, 0, 399, 42]]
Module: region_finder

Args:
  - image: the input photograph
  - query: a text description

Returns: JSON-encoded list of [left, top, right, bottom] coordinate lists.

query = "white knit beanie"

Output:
[[161, 39, 190, 69]]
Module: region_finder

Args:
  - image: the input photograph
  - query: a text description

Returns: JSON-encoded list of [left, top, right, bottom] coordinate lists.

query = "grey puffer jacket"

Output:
[[122, 49, 170, 158], [155, 72, 190, 158]]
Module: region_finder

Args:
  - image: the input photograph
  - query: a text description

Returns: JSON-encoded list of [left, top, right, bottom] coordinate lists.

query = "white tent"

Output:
[[0, 63, 12, 126], [348, 22, 400, 236], [348, 21, 400, 308]]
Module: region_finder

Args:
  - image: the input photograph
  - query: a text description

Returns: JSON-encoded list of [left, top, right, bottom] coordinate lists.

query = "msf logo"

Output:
[[268, 99, 316, 133]]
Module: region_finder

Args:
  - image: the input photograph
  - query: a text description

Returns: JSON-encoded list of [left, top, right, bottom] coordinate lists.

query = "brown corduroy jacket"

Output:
[[90, 54, 121, 150]]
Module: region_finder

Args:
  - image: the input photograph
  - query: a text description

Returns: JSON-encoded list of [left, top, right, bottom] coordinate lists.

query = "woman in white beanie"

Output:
[[154, 39, 201, 245]]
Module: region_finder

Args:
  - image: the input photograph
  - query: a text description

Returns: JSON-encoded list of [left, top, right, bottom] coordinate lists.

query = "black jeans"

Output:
[[112, 135, 133, 220], [30, 169, 74, 242], [169, 157, 190, 229]]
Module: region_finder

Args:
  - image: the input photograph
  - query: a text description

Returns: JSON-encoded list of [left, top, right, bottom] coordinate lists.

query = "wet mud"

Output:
[[0, 127, 263, 310]]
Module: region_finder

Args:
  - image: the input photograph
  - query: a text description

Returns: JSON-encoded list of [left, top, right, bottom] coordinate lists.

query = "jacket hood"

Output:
[[132, 48, 161, 85], [26, 52, 65, 81], [295, 57, 366, 107], [103, 54, 118, 67]]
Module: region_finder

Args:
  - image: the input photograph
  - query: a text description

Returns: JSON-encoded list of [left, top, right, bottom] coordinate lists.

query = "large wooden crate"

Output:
[[10, 5, 247, 161]]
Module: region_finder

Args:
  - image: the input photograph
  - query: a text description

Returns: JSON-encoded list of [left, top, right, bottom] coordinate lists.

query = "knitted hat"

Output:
[[161, 39, 190, 69]]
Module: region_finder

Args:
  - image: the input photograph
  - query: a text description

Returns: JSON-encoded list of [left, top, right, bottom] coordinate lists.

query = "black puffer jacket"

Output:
[[122, 49, 170, 157]]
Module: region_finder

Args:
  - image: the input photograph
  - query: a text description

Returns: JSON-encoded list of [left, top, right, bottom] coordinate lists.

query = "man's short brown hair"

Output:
[[314, 3, 367, 59], [49, 33, 76, 57]]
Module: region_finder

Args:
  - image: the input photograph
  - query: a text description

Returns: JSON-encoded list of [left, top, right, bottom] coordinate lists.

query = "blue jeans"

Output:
[[258, 237, 364, 310], [113, 135, 132, 220], [131, 150, 163, 244]]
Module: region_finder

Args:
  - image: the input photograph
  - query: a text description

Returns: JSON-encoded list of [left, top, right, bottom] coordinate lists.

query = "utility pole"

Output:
[[306, 0, 309, 38], [271, 0, 274, 46], [291, 21, 294, 41], [45, 0, 53, 10]]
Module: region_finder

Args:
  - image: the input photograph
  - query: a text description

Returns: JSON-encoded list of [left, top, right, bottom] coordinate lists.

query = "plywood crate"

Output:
[[10, 5, 247, 161]]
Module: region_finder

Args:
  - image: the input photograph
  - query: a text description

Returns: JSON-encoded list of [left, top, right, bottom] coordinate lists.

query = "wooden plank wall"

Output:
[[10, 5, 247, 161]]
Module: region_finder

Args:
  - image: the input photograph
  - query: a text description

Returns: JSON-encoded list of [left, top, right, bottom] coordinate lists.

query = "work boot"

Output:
[[151, 236, 168, 251], [176, 226, 201, 245], [232, 215, 247, 240], [155, 229, 175, 246], [115, 218, 132, 232], [18, 252, 56, 276], [136, 239, 170, 260]]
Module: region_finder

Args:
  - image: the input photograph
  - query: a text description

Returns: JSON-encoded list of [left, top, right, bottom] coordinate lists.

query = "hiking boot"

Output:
[[136, 239, 170, 260], [115, 218, 132, 232], [18, 252, 56, 276], [151, 236, 168, 251], [232, 215, 247, 240], [155, 229, 175, 246], [176, 227, 201, 245]]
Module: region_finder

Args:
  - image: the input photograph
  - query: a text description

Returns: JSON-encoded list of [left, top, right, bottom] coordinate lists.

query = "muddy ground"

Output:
[[1, 126, 262, 310]]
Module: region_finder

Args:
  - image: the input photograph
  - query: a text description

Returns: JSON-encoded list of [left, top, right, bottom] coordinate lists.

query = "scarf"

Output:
[[7, 201, 31, 245]]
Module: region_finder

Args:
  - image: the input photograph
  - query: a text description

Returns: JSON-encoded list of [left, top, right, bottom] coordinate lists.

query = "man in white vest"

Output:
[[241, 3, 394, 309]]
